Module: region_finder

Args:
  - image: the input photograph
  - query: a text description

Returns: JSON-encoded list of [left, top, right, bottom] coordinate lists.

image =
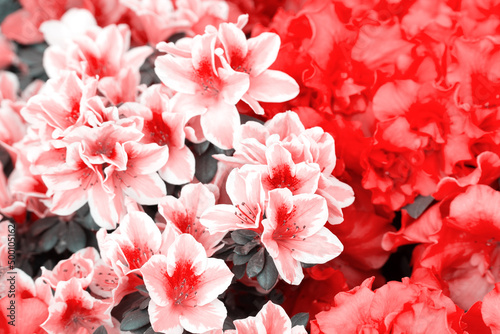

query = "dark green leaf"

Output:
[[194, 144, 219, 183], [144, 326, 162, 334], [232, 264, 246, 280], [291, 313, 309, 328], [139, 297, 150, 310], [233, 253, 253, 265], [403, 195, 434, 219], [0, 0, 21, 25], [131, 325, 151, 334], [54, 223, 69, 254], [66, 220, 86, 253], [191, 141, 210, 155], [30, 217, 59, 236], [74, 206, 101, 231], [37, 222, 61, 252], [301, 262, 316, 268], [234, 240, 259, 255], [246, 248, 265, 278], [231, 230, 259, 245], [120, 309, 150, 331], [93, 325, 108, 334], [42, 259, 56, 271], [256, 252, 279, 291]]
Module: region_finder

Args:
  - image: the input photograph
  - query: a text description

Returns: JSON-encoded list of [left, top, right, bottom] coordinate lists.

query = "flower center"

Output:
[[234, 202, 259, 225]]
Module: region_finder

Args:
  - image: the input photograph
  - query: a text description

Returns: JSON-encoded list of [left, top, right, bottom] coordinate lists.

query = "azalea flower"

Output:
[[158, 183, 225, 256], [43, 23, 152, 99], [97, 211, 163, 276], [200, 168, 265, 234], [141, 234, 233, 333], [261, 188, 343, 285], [155, 30, 249, 149], [0, 269, 51, 334], [226, 301, 307, 334], [217, 15, 299, 115], [246, 143, 321, 197], [41, 247, 100, 289], [312, 271, 464, 334], [41, 278, 114, 334], [119, 84, 196, 184]]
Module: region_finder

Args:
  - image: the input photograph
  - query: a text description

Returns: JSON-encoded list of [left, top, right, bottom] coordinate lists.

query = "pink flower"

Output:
[[155, 31, 249, 149], [97, 211, 162, 276], [1, 0, 66, 44], [481, 283, 500, 332], [217, 16, 299, 115], [37, 119, 145, 228], [0, 33, 17, 69], [43, 23, 152, 92], [104, 141, 168, 210], [200, 168, 265, 234], [215, 111, 355, 223], [41, 278, 114, 334], [121, 0, 229, 45], [0, 269, 51, 334], [0, 74, 25, 147], [21, 71, 99, 138], [119, 84, 196, 184], [41, 247, 100, 289], [158, 183, 224, 256], [261, 188, 343, 285], [227, 301, 307, 334], [39, 9, 97, 48], [248, 143, 321, 196], [313, 272, 463, 334], [88, 259, 144, 307], [141, 234, 233, 333], [35, 143, 107, 219]]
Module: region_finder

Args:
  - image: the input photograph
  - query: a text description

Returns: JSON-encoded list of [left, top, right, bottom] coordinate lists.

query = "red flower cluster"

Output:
[[0, 0, 499, 333]]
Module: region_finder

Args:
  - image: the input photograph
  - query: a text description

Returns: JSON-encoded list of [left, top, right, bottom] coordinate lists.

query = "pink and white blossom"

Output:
[[158, 183, 224, 256], [41, 278, 114, 334], [261, 188, 343, 285], [141, 234, 233, 334], [227, 301, 307, 334]]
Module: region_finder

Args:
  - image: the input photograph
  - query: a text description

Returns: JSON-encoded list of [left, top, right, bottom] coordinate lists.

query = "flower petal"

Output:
[[247, 70, 299, 102]]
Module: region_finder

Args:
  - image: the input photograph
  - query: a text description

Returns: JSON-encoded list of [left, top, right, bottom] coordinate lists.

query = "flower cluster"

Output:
[[0, 0, 500, 333]]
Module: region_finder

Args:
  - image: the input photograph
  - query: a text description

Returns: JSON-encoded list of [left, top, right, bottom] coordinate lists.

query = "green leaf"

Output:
[[234, 240, 259, 255], [194, 144, 219, 183], [144, 326, 162, 334], [93, 325, 108, 334], [74, 205, 101, 231], [403, 195, 434, 219], [139, 297, 150, 310], [30, 217, 59, 236], [291, 313, 309, 328], [0, 0, 21, 24], [54, 223, 68, 254], [37, 222, 61, 252], [191, 141, 210, 155], [233, 253, 253, 265], [232, 264, 246, 280], [246, 248, 265, 278], [231, 230, 259, 245], [256, 251, 279, 291], [120, 309, 150, 331], [66, 220, 86, 253]]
